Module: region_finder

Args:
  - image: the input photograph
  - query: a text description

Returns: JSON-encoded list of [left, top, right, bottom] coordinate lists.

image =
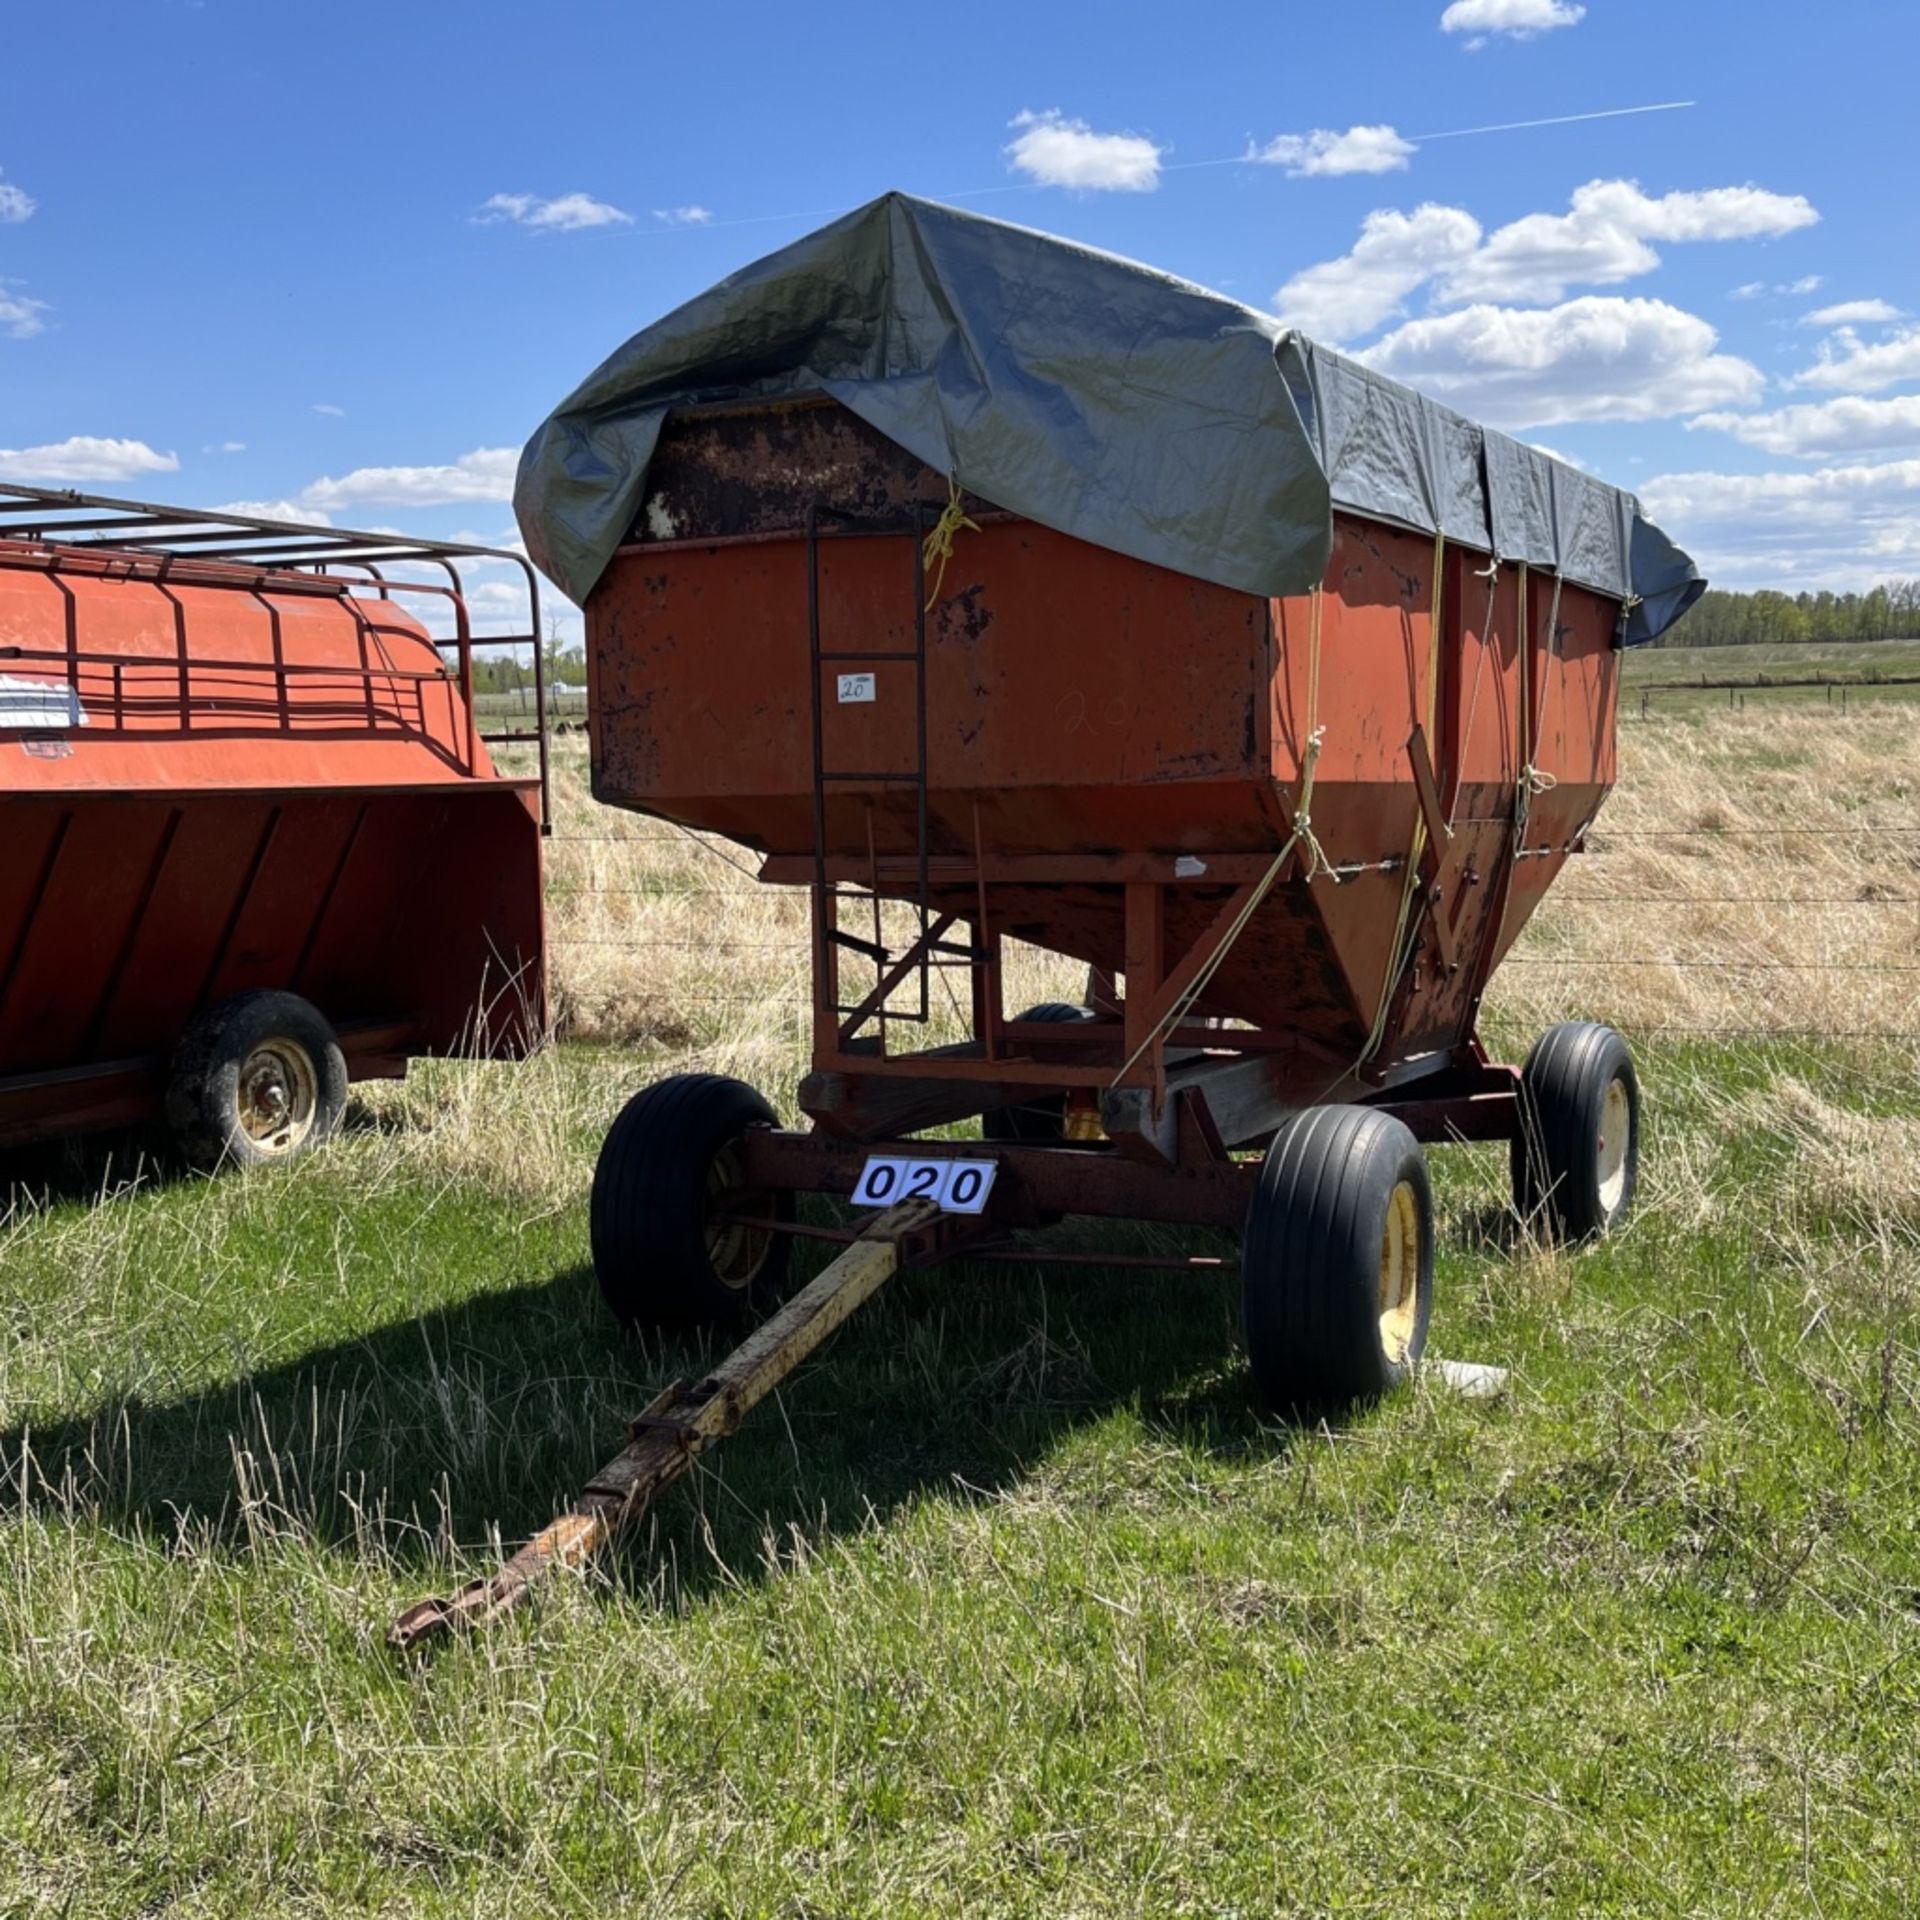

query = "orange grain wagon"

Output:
[[523, 195, 1703, 1412]]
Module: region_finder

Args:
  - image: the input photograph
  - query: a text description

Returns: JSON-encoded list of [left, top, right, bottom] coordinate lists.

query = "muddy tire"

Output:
[[1242, 1105, 1434, 1415], [1512, 1022, 1639, 1243], [166, 990, 347, 1172], [590, 1073, 792, 1331], [984, 1003, 1097, 1144]]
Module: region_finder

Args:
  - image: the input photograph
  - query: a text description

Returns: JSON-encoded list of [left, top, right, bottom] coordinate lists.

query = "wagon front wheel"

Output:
[[166, 989, 348, 1172], [590, 1073, 792, 1331], [1241, 1106, 1434, 1415], [1512, 1022, 1639, 1243]]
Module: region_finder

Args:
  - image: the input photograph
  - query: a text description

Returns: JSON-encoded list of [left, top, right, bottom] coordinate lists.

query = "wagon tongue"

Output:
[[386, 1198, 939, 1651]]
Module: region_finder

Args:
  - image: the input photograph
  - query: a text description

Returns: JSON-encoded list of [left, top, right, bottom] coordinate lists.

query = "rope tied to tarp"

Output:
[[1107, 585, 1336, 1090], [922, 474, 980, 610], [1358, 530, 1448, 1068], [1517, 565, 1566, 843]]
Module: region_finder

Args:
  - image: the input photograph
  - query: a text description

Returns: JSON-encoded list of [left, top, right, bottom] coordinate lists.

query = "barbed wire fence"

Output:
[[530, 817, 1920, 1051]]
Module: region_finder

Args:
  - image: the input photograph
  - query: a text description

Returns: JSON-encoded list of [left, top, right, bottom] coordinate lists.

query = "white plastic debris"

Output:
[[1433, 1359, 1510, 1400]]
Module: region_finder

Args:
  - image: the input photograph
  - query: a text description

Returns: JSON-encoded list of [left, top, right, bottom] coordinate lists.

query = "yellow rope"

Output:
[[1515, 564, 1565, 849], [921, 475, 980, 610], [1358, 531, 1446, 1067], [1448, 554, 1503, 832], [1109, 586, 1334, 1088]]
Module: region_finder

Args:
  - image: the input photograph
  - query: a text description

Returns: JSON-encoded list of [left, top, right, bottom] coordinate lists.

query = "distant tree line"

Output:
[[470, 643, 587, 693], [1665, 580, 1920, 649]]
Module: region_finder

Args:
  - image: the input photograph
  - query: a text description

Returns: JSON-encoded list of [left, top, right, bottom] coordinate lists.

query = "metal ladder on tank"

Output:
[[804, 501, 941, 1053]]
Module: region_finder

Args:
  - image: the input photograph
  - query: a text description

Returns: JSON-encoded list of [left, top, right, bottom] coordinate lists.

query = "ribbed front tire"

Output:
[[590, 1073, 792, 1330], [1242, 1106, 1434, 1416], [1511, 1022, 1639, 1243]]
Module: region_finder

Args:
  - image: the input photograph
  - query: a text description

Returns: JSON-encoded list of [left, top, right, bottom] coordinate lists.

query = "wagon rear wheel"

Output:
[[1512, 1022, 1640, 1242], [1241, 1106, 1434, 1415], [166, 990, 348, 1172], [590, 1073, 792, 1331]]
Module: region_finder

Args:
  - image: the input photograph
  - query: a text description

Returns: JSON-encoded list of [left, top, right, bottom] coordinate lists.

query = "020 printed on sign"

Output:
[[851, 1155, 998, 1215]]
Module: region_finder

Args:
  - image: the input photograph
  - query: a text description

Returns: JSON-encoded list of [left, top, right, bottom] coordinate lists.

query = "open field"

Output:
[[5, 708, 1920, 1914], [1623, 635, 1920, 715]]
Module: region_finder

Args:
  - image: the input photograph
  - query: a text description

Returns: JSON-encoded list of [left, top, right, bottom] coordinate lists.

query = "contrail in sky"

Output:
[[613, 100, 1700, 237]]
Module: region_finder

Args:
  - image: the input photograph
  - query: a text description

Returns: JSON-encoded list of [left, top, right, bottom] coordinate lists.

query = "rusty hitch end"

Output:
[[388, 1511, 609, 1654]]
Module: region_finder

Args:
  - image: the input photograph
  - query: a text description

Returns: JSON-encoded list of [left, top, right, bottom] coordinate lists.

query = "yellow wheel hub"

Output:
[[1378, 1178, 1423, 1364], [705, 1142, 774, 1290], [1596, 1076, 1631, 1215]]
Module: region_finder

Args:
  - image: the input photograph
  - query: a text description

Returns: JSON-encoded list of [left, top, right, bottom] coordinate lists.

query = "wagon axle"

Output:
[[390, 1020, 1638, 1647]]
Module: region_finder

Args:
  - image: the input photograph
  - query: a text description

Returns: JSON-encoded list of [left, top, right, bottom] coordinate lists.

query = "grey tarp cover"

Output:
[[516, 192, 1704, 643]]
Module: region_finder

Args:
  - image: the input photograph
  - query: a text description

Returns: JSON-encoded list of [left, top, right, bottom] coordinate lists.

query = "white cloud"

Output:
[[312, 402, 345, 417], [1732, 275, 1823, 302], [1688, 395, 1920, 460], [203, 439, 247, 454], [1440, 180, 1818, 306], [0, 281, 49, 339], [1276, 178, 1818, 341], [1528, 443, 1585, 469], [1800, 298, 1903, 329], [476, 191, 633, 232], [301, 446, 518, 511], [1358, 296, 1764, 427], [1441, 0, 1585, 42], [1640, 458, 1920, 590], [652, 205, 711, 227], [215, 499, 334, 525], [1005, 110, 1162, 192], [0, 436, 179, 482], [1275, 203, 1482, 339], [1792, 326, 1920, 395], [0, 171, 33, 224], [1250, 125, 1414, 178]]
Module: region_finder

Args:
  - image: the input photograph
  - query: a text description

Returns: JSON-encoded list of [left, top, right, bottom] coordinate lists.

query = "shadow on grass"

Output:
[[0, 1100, 412, 1213], [1, 1190, 1303, 1612]]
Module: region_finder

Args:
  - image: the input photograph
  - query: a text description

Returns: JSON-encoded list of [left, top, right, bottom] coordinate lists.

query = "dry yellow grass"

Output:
[[526, 703, 1920, 1070]]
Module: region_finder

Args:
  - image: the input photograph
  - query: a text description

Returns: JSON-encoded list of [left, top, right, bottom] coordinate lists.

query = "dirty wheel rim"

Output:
[[705, 1142, 773, 1290], [236, 1040, 318, 1156], [1596, 1076, 1631, 1215], [1377, 1178, 1423, 1364]]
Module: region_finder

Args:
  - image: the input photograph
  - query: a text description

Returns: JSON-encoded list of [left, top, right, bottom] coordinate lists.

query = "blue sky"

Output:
[[3, 0, 1916, 626]]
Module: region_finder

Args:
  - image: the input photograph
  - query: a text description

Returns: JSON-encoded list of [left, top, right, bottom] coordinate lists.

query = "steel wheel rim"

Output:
[[705, 1142, 773, 1290], [1596, 1076, 1631, 1214], [236, 1040, 318, 1156], [1378, 1178, 1422, 1364]]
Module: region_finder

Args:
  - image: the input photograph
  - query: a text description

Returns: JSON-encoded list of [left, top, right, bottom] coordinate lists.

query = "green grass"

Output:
[[3, 1041, 1918, 1915], [1625, 636, 1920, 716]]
